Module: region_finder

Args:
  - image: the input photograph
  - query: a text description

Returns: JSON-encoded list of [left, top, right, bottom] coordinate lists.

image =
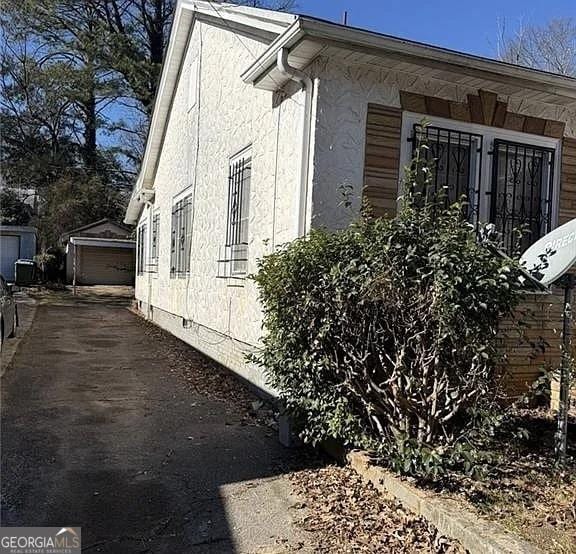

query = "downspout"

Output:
[[144, 200, 154, 321], [277, 48, 314, 237]]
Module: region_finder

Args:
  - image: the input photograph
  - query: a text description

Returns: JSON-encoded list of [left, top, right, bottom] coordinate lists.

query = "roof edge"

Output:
[[244, 15, 576, 97], [61, 218, 130, 237]]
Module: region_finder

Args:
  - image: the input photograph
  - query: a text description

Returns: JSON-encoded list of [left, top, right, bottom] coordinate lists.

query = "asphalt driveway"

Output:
[[0, 289, 313, 553]]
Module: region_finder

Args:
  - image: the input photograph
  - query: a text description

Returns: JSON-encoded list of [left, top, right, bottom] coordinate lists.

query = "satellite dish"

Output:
[[520, 218, 576, 286]]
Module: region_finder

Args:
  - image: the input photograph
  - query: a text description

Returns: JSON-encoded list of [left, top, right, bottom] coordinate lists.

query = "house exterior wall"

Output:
[[308, 56, 576, 230], [134, 21, 303, 393], [309, 56, 576, 402], [134, 22, 576, 400]]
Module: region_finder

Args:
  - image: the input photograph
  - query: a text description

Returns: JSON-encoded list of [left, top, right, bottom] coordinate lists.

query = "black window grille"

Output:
[[412, 124, 483, 221], [490, 140, 555, 254], [170, 195, 193, 276], [137, 223, 147, 275], [224, 151, 251, 276], [150, 211, 160, 272]]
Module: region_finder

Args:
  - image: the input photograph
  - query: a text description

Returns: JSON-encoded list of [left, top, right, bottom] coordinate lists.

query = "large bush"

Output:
[[252, 156, 527, 478]]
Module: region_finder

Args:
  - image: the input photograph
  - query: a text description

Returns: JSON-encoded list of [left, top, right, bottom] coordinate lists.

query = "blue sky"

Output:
[[296, 0, 576, 59]]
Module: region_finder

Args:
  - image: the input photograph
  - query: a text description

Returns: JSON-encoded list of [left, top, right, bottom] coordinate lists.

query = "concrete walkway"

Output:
[[1, 290, 314, 553]]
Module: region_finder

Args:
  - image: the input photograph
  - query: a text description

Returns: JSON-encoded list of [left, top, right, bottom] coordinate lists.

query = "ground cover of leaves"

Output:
[[135, 313, 276, 425], [289, 465, 464, 553], [425, 409, 575, 554], [134, 310, 574, 553]]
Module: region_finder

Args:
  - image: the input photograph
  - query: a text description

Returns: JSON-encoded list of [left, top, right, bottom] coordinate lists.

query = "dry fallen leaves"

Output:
[[132, 309, 574, 553], [290, 465, 465, 553], [135, 314, 277, 425], [428, 409, 576, 554]]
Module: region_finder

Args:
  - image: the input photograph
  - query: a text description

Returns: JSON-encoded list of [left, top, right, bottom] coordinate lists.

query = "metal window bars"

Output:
[[490, 139, 555, 255], [218, 153, 251, 277], [149, 212, 160, 272], [411, 124, 483, 223], [411, 125, 556, 254], [170, 195, 193, 276], [137, 223, 147, 275]]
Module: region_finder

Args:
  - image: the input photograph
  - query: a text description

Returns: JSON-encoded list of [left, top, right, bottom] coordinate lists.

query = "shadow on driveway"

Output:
[[1, 290, 319, 553]]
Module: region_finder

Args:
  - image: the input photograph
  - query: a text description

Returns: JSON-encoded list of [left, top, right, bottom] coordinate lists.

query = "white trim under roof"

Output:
[[0, 226, 37, 234], [69, 237, 136, 249], [125, 2, 576, 225], [242, 17, 576, 100]]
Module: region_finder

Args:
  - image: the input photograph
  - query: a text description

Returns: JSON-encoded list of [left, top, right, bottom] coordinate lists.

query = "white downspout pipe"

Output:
[[277, 48, 314, 237], [144, 200, 154, 321]]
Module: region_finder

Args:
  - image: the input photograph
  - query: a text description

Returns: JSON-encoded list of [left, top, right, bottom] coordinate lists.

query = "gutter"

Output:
[[124, 187, 155, 225], [276, 48, 314, 237], [243, 17, 576, 101], [242, 19, 304, 85]]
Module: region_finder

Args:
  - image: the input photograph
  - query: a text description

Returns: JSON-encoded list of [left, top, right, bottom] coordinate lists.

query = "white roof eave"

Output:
[[244, 17, 576, 102], [69, 237, 136, 249]]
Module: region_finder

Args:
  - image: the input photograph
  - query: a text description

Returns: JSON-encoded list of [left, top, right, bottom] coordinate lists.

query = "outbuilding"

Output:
[[0, 225, 37, 282], [61, 219, 135, 286]]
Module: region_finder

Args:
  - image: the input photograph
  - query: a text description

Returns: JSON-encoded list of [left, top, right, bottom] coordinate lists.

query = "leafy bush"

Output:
[[34, 248, 63, 283], [251, 151, 527, 478]]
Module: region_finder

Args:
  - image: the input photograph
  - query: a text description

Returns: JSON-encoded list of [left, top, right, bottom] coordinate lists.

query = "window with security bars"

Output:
[[150, 211, 160, 272], [136, 223, 147, 275], [412, 124, 483, 222], [224, 148, 251, 276], [409, 123, 557, 254], [170, 195, 193, 276], [490, 140, 555, 254]]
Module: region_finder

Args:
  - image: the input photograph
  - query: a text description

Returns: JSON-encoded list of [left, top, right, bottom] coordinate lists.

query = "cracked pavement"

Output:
[[0, 289, 315, 553]]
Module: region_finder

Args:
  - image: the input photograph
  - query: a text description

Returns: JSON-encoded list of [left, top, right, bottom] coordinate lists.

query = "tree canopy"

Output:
[[1, 0, 294, 247], [497, 17, 576, 76]]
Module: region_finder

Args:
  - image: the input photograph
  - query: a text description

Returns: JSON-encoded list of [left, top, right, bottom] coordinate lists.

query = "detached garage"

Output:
[[0, 226, 37, 282], [61, 220, 135, 286], [67, 237, 135, 285]]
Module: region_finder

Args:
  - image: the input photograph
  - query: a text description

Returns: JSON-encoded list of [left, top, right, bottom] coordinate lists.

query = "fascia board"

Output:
[[244, 16, 576, 101]]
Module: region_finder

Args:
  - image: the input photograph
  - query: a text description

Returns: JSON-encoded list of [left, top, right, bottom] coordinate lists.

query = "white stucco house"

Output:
[[125, 1, 576, 397]]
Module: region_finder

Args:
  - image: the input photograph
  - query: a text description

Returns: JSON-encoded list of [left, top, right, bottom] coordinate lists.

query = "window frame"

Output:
[[170, 187, 194, 278], [224, 146, 252, 277], [188, 57, 198, 112], [400, 112, 561, 245], [410, 123, 484, 225], [490, 139, 556, 253], [136, 222, 148, 276], [149, 209, 160, 273]]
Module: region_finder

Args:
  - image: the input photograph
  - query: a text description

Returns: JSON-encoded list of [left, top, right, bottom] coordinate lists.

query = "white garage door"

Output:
[[0, 235, 20, 281]]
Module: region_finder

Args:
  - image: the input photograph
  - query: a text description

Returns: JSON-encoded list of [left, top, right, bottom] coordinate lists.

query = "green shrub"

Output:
[[251, 150, 527, 479]]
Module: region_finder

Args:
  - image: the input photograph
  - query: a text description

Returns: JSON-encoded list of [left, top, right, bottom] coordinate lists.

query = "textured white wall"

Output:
[[135, 25, 576, 393], [309, 56, 576, 231], [135, 20, 303, 378]]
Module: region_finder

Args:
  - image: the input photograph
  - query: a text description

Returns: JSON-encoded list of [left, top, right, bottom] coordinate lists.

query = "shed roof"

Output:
[[68, 237, 135, 249], [60, 219, 131, 242], [0, 226, 37, 235]]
